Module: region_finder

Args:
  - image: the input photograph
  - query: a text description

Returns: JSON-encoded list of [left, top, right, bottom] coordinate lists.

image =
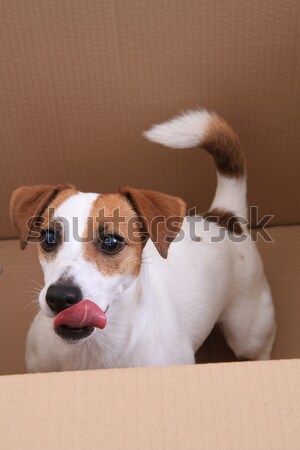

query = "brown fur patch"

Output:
[[119, 186, 186, 258], [10, 184, 73, 250], [202, 115, 245, 177], [38, 187, 77, 259], [83, 193, 144, 277], [41, 187, 77, 227], [203, 208, 244, 235]]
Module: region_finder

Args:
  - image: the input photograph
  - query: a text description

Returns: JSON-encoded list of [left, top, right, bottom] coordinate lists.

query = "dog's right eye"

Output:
[[40, 229, 58, 252], [98, 233, 125, 255]]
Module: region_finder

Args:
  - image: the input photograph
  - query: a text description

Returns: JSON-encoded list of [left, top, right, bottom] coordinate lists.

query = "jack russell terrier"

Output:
[[10, 110, 275, 372]]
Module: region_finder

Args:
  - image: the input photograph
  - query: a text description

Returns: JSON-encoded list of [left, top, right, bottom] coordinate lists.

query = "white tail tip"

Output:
[[143, 109, 212, 149]]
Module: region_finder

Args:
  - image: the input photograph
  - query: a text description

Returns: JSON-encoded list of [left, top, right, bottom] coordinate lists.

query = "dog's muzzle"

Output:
[[45, 283, 93, 341], [45, 283, 108, 342]]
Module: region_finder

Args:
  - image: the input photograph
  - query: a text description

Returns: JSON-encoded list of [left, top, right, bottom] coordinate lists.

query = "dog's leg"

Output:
[[219, 281, 276, 361], [254, 325, 276, 360]]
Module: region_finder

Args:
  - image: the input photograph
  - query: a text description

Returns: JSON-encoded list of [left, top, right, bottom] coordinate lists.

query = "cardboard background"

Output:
[[1, 0, 300, 239]]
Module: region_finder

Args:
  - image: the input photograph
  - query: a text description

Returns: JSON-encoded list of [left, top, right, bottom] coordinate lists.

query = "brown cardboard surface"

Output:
[[1, 0, 300, 240], [1, 360, 300, 450], [257, 226, 300, 360], [1, 225, 300, 375], [0, 239, 43, 375]]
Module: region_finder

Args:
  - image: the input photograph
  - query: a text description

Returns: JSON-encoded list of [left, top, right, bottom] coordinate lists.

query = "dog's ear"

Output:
[[10, 184, 73, 250], [119, 186, 186, 258]]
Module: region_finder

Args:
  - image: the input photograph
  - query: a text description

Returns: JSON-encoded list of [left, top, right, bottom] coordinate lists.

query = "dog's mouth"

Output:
[[53, 300, 107, 342], [55, 324, 95, 341]]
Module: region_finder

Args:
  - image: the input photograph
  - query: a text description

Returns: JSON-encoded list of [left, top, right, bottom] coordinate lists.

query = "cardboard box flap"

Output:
[[1, 360, 300, 450]]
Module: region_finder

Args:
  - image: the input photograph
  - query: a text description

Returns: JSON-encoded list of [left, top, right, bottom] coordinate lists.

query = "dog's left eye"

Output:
[[100, 234, 125, 255], [40, 229, 59, 252]]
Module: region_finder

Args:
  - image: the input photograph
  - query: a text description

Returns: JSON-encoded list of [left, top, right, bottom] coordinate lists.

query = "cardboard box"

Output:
[[0, 1, 299, 448]]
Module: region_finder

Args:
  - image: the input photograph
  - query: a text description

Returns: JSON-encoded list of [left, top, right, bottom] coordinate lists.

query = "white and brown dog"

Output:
[[10, 110, 275, 373]]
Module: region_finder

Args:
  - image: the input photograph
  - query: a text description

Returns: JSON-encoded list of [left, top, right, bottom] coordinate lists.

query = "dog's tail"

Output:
[[143, 109, 247, 219]]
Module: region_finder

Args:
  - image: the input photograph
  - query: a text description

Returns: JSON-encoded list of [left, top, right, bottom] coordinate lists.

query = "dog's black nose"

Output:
[[46, 284, 82, 313]]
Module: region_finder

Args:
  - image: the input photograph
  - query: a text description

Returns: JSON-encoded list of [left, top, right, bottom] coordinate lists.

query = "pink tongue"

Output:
[[54, 300, 107, 330]]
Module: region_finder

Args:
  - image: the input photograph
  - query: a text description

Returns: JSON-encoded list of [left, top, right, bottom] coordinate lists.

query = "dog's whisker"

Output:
[[23, 287, 41, 293], [24, 297, 39, 305], [23, 297, 39, 303], [27, 278, 43, 289], [22, 298, 40, 312], [25, 293, 39, 299]]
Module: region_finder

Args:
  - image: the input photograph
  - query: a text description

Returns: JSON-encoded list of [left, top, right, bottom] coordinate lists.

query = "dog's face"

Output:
[[10, 184, 186, 343], [38, 189, 144, 341]]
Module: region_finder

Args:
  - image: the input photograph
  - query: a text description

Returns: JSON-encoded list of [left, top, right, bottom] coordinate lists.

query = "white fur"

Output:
[[26, 111, 275, 373], [210, 174, 248, 219], [144, 109, 211, 148]]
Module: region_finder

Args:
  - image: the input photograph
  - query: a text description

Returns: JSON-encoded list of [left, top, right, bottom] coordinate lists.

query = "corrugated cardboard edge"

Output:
[[1, 360, 300, 450]]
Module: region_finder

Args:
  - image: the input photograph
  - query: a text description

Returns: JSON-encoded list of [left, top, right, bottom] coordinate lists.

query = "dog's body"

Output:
[[10, 110, 275, 372]]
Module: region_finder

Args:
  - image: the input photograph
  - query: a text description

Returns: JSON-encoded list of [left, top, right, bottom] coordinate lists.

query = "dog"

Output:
[[10, 109, 276, 372]]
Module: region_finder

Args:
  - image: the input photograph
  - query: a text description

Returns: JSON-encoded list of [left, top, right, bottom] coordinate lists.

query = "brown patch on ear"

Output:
[[10, 184, 74, 249], [119, 186, 186, 258], [203, 208, 244, 235]]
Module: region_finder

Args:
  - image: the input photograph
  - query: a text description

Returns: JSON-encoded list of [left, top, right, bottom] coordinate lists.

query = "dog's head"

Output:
[[10, 184, 186, 343]]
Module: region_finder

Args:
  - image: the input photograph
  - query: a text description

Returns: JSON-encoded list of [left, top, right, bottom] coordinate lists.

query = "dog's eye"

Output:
[[40, 229, 58, 252], [100, 234, 125, 255]]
